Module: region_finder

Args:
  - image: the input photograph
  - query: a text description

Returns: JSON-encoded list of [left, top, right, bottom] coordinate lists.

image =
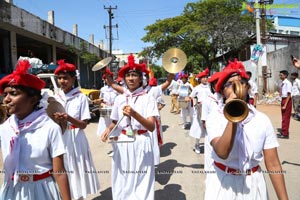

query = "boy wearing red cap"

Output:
[[94, 68, 118, 137], [53, 60, 100, 199], [186, 68, 212, 154], [205, 60, 288, 200], [178, 72, 193, 129], [0, 60, 71, 200], [101, 55, 159, 200]]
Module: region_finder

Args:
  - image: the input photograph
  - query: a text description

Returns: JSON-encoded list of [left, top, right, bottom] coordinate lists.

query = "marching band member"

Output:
[[93, 68, 118, 136], [53, 60, 100, 200], [205, 59, 288, 200], [101, 54, 159, 200], [0, 60, 71, 200], [178, 73, 193, 129], [186, 68, 212, 154], [201, 72, 223, 171]]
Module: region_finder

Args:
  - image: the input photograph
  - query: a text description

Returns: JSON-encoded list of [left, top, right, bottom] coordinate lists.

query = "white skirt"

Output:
[[96, 116, 112, 136], [205, 164, 268, 200], [0, 176, 61, 200], [63, 129, 100, 199], [189, 106, 206, 139], [111, 132, 155, 200]]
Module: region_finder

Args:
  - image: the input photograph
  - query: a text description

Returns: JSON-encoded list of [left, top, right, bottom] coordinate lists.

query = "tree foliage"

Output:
[[141, 0, 255, 73]]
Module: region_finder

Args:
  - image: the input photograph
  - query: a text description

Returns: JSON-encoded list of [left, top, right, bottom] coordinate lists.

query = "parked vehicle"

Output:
[[37, 73, 100, 118]]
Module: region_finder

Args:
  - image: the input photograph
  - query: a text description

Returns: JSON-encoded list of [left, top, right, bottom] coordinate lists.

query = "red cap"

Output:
[[115, 76, 123, 83], [149, 77, 158, 86], [0, 60, 46, 94], [179, 72, 188, 79], [215, 59, 249, 93], [118, 54, 149, 78], [54, 59, 76, 75], [102, 68, 114, 79], [196, 68, 209, 79], [208, 72, 222, 83]]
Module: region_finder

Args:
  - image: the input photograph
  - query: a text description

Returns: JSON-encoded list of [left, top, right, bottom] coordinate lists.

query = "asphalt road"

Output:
[[1, 95, 300, 200]]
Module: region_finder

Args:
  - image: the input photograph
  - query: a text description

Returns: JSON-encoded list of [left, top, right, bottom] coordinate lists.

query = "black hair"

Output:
[[12, 85, 42, 109], [246, 71, 252, 78], [291, 72, 298, 77], [57, 71, 79, 88], [280, 70, 289, 77]]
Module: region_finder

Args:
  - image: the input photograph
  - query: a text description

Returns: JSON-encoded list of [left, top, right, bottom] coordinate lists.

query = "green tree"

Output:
[[141, 0, 255, 73]]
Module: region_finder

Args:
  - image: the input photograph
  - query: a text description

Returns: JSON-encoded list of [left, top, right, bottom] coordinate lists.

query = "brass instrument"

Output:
[[223, 81, 249, 123], [0, 104, 8, 124]]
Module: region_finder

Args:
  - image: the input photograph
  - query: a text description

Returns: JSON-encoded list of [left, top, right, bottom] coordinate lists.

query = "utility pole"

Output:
[[104, 6, 118, 57]]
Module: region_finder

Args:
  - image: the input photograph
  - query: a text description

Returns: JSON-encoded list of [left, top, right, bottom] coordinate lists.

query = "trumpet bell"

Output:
[[223, 99, 249, 123], [162, 48, 187, 73]]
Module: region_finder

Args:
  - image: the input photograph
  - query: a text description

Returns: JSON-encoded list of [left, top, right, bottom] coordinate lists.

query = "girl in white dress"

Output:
[[205, 60, 288, 200], [53, 60, 100, 199], [0, 60, 71, 200], [101, 54, 159, 200]]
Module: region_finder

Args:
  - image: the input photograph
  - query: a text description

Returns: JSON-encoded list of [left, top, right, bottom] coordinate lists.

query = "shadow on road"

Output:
[[160, 142, 177, 157], [155, 184, 186, 200], [91, 187, 112, 200], [162, 125, 169, 132], [155, 159, 203, 185]]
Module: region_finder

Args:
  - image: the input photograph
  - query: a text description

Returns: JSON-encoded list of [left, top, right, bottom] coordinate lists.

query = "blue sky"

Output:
[[13, 0, 300, 55]]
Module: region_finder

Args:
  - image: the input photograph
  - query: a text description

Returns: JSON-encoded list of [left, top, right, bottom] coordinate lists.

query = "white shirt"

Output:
[[248, 79, 258, 98], [201, 92, 223, 121], [100, 85, 118, 106], [110, 87, 159, 131], [206, 105, 279, 170], [291, 78, 300, 97], [0, 110, 65, 183], [168, 80, 180, 95], [189, 83, 212, 103], [280, 78, 292, 98]]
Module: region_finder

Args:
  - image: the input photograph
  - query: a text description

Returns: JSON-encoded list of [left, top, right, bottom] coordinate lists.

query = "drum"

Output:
[[178, 85, 189, 108], [178, 97, 188, 109], [99, 107, 112, 117], [178, 85, 189, 97]]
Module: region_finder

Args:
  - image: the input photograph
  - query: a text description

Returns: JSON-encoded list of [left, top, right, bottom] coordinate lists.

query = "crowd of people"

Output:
[[1, 54, 299, 199]]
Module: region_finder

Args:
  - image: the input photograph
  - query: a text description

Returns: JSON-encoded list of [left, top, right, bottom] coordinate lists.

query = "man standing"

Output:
[[291, 72, 300, 120], [278, 70, 292, 139], [168, 79, 180, 114]]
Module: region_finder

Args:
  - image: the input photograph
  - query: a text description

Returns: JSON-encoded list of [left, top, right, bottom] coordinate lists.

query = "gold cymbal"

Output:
[[162, 48, 187, 73], [92, 57, 113, 71], [291, 55, 300, 68]]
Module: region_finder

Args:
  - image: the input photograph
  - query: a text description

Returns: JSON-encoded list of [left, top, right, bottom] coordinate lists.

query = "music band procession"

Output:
[[2, 47, 300, 200]]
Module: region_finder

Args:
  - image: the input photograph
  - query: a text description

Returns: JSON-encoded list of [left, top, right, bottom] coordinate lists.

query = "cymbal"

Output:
[[92, 57, 112, 71], [162, 48, 187, 73], [46, 100, 67, 133]]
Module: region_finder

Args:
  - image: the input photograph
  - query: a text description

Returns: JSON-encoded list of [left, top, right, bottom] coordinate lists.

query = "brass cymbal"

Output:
[[46, 100, 67, 133], [162, 48, 187, 73], [92, 57, 112, 71], [291, 55, 300, 68]]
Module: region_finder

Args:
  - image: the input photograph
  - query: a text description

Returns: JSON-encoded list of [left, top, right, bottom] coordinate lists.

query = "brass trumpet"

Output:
[[223, 81, 249, 123]]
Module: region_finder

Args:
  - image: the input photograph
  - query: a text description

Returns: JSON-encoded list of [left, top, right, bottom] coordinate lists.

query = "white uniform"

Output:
[[0, 109, 65, 200], [189, 83, 212, 139], [110, 87, 159, 200], [201, 93, 223, 171], [97, 85, 118, 136], [178, 82, 193, 126], [55, 87, 100, 199], [146, 85, 164, 165], [205, 104, 279, 200], [248, 79, 258, 99]]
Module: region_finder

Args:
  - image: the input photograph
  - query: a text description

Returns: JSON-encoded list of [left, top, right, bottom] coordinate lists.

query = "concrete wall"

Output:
[[267, 43, 300, 92]]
